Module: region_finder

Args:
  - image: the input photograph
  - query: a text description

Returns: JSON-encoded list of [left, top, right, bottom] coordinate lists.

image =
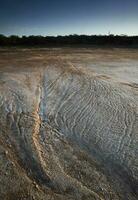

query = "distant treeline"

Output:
[[0, 34, 138, 47]]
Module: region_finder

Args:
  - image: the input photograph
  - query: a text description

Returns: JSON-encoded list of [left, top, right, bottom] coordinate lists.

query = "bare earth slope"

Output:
[[0, 48, 138, 200]]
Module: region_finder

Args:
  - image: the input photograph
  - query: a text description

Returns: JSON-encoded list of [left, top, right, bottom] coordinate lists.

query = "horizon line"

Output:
[[1, 34, 138, 37]]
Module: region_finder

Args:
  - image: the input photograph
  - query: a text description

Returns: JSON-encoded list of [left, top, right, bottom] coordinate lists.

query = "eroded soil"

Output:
[[0, 48, 138, 200]]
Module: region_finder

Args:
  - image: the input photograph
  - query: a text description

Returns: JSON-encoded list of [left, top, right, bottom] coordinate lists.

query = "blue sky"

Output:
[[0, 0, 138, 36]]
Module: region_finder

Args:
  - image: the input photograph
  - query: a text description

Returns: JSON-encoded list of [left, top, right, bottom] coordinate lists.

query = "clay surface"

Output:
[[0, 48, 138, 200]]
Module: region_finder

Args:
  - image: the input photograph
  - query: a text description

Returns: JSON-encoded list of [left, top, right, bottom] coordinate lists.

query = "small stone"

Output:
[[5, 150, 8, 155]]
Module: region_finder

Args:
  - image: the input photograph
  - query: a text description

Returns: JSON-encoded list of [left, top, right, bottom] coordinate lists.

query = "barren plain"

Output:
[[0, 48, 138, 200]]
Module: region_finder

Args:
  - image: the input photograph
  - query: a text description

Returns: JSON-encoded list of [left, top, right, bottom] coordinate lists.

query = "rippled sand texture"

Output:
[[0, 48, 138, 200]]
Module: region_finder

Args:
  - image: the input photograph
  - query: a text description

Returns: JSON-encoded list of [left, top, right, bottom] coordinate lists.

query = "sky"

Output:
[[0, 0, 138, 36]]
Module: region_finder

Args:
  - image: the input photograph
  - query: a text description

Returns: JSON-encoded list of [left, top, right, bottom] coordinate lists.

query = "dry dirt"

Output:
[[0, 47, 138, 200]]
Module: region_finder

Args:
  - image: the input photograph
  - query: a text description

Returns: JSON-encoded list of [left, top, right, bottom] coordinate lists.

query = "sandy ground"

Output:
[[0, 47, 137, 200]]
